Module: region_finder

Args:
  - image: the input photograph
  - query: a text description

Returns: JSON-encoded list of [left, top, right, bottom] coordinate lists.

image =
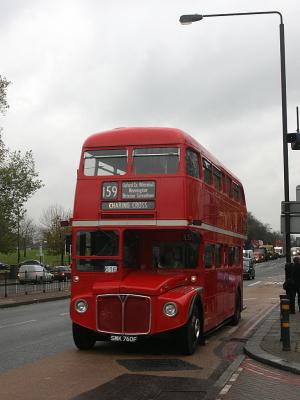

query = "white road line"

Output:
[[59, 312, 69, 316], [229, 372, 240, 382], [243, 298, 257, 300], [248, 281, 262, 286], [219, 384, 232, 395], [0, 319, 37, 329]]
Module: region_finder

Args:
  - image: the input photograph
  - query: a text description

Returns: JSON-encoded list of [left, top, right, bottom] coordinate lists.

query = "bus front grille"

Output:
[[97, 294, 151, 335]]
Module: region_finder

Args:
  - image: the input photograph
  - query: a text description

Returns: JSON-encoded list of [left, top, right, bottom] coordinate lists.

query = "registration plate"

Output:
[[110, 335, 138, 342]]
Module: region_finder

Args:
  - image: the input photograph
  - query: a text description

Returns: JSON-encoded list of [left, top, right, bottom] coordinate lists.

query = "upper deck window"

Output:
[[186, 148, 200, 178], [226, 176, 232, 198], [84, 149, 127, 176], [203, 159, 212, 185], [213, 167, 222, 191], [233, 183, 239, 202], [239, 187, 245, 204], [133, 147, 179, 174]]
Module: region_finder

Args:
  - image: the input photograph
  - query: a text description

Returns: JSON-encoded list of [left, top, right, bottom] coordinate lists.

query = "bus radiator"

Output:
[[97, 294, 151, 335]]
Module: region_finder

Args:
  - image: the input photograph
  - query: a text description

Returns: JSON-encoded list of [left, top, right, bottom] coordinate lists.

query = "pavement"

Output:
[[0, 290, 299, 377], [244, 304, 300, 375], [0, 290, 70, 308]]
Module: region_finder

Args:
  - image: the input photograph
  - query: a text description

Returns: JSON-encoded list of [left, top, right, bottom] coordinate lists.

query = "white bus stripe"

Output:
[[72, 219, 247, 240]]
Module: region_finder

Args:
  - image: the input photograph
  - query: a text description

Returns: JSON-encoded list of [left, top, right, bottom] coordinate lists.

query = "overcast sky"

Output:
[[1, 0, 300, 232]]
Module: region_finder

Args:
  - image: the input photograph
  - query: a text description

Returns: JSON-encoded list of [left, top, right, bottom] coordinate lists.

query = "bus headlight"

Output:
[[163, 302, 177, 317], [75, 299, 88, 314]]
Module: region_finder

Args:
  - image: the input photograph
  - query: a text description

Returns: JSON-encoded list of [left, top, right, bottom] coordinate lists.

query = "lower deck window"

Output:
[[204, 245, 214, 268]]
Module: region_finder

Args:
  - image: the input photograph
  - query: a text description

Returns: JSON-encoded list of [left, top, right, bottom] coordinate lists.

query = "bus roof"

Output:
[[83, 127, 242, 184]]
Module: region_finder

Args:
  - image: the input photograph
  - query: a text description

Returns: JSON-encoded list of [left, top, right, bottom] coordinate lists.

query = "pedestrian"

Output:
[[283, 262, 296, 313], [293, 256, 300, 312]]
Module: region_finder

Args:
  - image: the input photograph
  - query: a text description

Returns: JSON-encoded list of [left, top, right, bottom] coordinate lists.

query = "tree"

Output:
[[246, 211, 283, 247], [39, 205, 71, 265], [0, 74, 43, 253], [0, 75, 10, 115], [19, 215, 37, 257], [0, 138, 43, 252]]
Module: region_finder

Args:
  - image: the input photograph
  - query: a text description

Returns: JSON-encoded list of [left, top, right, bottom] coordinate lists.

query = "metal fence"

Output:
[[0, 272, 70, 298]]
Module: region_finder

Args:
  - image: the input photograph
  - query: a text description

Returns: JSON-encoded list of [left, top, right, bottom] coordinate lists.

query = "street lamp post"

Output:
[[180, 11, 291, 265]]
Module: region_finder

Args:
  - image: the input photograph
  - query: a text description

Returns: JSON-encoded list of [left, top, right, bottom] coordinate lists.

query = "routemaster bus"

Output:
[[70, 127, 247, 355]]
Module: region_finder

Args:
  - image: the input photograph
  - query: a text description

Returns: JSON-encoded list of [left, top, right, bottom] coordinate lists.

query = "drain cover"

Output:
[[72, 374, 207, 400], [117, 358, 202, 371]]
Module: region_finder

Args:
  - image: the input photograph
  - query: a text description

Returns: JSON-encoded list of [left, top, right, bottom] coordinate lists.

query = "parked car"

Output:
[[51, 266, 71, 282], [0, 262, 10, 270], [243, 258, 255, 280], [18, 264, 54, 283], [18, 259, 42, 267]]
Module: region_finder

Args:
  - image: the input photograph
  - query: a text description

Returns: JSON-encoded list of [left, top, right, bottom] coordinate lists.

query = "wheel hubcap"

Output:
[[194, 317, 200, 339]]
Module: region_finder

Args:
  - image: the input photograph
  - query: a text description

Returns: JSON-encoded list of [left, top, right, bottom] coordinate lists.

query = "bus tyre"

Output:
[[181, 305, 202, 355], [231, 293, 241, 326], [72, 322, 96, 350]]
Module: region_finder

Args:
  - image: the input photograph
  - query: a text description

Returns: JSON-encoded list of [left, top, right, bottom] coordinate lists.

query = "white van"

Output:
[[243, 249, 254, 261], [18, 264, 54, 283]]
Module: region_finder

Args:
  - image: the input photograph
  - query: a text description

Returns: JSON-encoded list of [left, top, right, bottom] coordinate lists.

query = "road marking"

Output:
[[243, 359, 300, 386], [216, 366, 244, 400], [219, 384, 232, 395], [243, 298, 257, 301], [248, 281, 261, 286], [229, 372, 240, 382], [59, 312, 69, 316], [0, 319, 37, 329]]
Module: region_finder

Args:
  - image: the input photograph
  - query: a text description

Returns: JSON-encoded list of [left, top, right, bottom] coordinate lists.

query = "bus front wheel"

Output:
[[72, 322, 96, 350], [180, 305, 202, 355]]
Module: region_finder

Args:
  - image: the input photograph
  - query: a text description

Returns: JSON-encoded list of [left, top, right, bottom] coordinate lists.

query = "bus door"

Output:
[[222, 245, 230, 318], [225, 246, 236, 317], [215, 244, 225, 322], [203, 243, 217, 330]]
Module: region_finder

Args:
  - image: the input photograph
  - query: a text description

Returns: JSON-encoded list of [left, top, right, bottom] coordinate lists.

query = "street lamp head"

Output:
[[179, 14, 204, 25]]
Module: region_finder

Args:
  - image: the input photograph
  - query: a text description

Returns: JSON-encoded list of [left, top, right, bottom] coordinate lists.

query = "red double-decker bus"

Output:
[[70, 127, 247, 354]]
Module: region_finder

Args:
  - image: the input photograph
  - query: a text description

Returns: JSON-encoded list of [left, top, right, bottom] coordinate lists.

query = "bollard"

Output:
[[25, 271, 28, 295], [43, 271, 45, 293], [281, 298, 291, 351], [280, 294, 288, 341], [4, 271, 8, 298]]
